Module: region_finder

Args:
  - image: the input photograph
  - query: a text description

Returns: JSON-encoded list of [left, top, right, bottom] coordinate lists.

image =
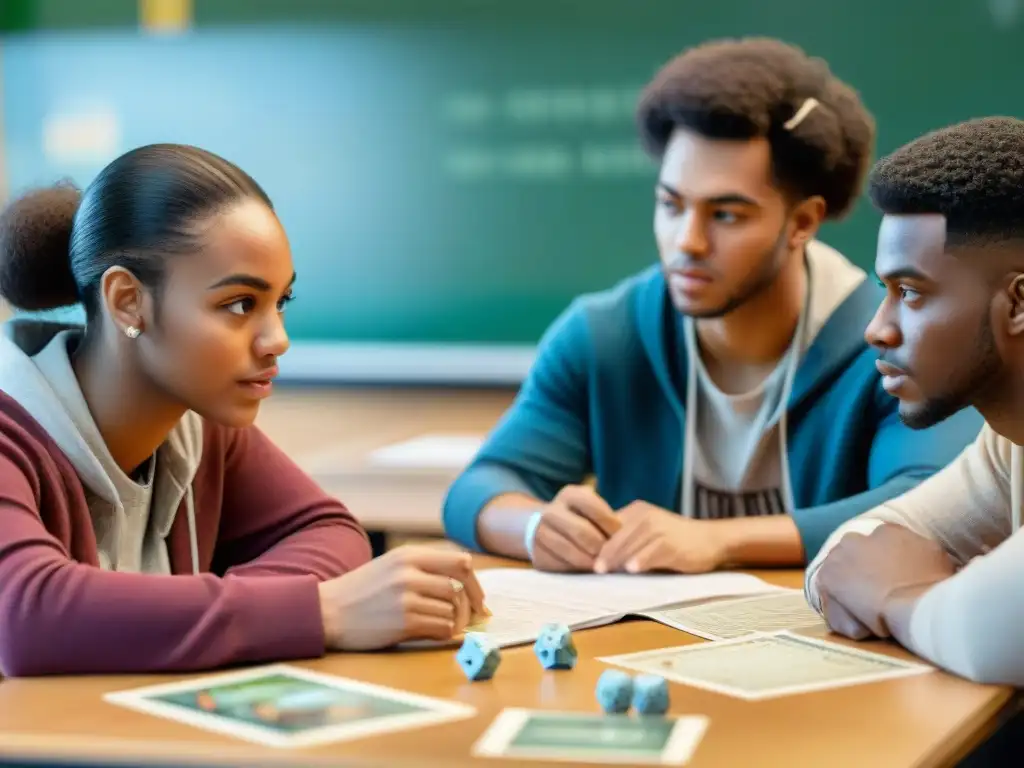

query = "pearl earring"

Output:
[[125, 325, 141, 339]]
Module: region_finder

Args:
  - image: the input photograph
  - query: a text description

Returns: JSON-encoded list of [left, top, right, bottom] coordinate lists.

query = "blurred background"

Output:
[[1, 0, 1022, 385], [3, 10, 1024, 762]]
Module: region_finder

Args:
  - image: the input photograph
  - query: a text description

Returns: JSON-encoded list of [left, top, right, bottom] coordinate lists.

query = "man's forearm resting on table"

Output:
[[475, 493, 543, 560], [880, 584, 932, 651], [878, 534, 1024, 685], [715, 514, 806, 567]]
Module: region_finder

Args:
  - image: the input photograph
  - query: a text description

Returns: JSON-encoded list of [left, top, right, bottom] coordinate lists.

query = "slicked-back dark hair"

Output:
[[0, 143, 273, 317], [637, 37, 875, 219], [868, 116, 1024, 244]]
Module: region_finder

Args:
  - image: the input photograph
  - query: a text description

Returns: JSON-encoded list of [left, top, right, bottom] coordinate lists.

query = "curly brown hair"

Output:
[[636, 37, 875, 220]]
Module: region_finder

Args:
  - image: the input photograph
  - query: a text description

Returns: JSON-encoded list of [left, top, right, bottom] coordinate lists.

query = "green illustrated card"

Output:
[[472, 709, 709, 764], [104, 663, 475, 748]]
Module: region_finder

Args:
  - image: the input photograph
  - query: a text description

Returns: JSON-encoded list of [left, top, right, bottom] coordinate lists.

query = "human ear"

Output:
[[100, 266, 149, 337], [788, 195, 826, 251], [1004, 273, 1024, 337]]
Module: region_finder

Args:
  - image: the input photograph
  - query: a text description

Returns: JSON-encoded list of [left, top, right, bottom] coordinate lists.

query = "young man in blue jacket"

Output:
[[442, 38, 982, 573]]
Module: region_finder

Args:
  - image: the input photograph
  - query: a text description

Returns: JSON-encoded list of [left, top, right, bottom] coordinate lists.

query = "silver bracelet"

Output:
[[523, 509, 544, 558]]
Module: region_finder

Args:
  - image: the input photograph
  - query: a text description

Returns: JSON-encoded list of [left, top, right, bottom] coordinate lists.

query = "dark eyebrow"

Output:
[[208, 272, 296, 291], [706, 193, 760, 207], [876, 267, 930, 283], [656, 182, 759, 208]]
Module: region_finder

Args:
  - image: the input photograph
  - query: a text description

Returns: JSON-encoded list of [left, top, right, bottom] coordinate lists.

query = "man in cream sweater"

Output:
[[806, 115, 1024, 686]]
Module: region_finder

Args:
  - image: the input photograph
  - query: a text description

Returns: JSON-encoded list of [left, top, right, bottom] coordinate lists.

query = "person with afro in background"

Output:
[[442, 38, 982, 575]]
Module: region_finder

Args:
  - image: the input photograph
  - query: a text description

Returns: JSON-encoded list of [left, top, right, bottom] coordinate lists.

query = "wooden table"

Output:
[[255, 386, 514, 548], [0, 562, 1012, 768]]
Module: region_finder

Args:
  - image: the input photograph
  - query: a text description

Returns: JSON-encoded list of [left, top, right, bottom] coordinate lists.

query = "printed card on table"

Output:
[[104, 663, 475, 748], [472, 708, 709, 765], [599, 631, 934, 701]]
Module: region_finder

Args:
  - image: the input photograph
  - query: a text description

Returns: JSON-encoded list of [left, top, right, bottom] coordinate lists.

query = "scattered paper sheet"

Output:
[[641, 590, 826, 641], [368, 434, 483, 470], [449, 568, 784, 648], [478, 568, 783, 614], [462, 593, 611, 647], [600, 631, 933, 701]]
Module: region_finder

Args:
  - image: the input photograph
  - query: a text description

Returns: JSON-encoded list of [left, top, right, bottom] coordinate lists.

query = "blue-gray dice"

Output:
[[596, 669, 634, 713], [456, 633, 501, 681], [533, 623, 577, 670], [632, 674, 670, 715]]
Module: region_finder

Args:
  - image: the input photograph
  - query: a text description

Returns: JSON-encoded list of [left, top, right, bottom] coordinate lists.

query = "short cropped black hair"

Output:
[[868, 116, 1024, 243], [637, 37, 875, 219]]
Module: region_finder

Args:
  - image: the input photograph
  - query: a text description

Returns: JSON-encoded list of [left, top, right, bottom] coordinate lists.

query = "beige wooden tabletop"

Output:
[[0, 562, 1011, 768]]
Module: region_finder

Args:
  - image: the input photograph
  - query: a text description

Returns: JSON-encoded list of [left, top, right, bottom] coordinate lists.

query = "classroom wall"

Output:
[[2, 1, 1023, 380]]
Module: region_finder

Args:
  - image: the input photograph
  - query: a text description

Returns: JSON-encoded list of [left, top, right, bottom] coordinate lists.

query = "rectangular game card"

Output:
[[103, 664, 476, 748], [641, 590, 826, 641], [599, 631, 934, 701], [472, 708, 709, 765]]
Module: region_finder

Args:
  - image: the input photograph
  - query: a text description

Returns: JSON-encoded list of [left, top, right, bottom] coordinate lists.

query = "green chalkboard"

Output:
[[3, 1, 1023, 372]]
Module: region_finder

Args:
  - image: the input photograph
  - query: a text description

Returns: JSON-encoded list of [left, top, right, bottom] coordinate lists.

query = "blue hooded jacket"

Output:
[[443, 245, 983, 561]]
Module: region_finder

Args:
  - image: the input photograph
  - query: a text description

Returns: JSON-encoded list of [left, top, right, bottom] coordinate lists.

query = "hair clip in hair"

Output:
[[125, 325, 141, 339], [783, 98, 820, 131]]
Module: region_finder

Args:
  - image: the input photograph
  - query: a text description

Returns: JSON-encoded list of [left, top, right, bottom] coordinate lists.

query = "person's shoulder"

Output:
[[974, 421, 1014, 476], [557, 264, 663, 341], [195, 418, 279, 472], [195, 415, 233, 466], [0, 389, 74, 480], [572, 264, 664, 316], [541, 265, 661, 359], [806, 240, 882, 327], [801, 242, 882, 378], [0, 389, 62, 447], [191, 417, 238, 498], [835, 279, 885, 328]]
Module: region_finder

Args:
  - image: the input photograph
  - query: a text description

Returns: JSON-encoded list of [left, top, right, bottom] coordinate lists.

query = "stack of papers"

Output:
[[457, 568, 788, 647], [644, 590, 826, 641]]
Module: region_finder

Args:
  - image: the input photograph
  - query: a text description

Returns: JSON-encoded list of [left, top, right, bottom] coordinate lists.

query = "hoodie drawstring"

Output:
[[1011, 443, 1022, 535], [186, 487, 199, 575], [680, 263, 811, 519]]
